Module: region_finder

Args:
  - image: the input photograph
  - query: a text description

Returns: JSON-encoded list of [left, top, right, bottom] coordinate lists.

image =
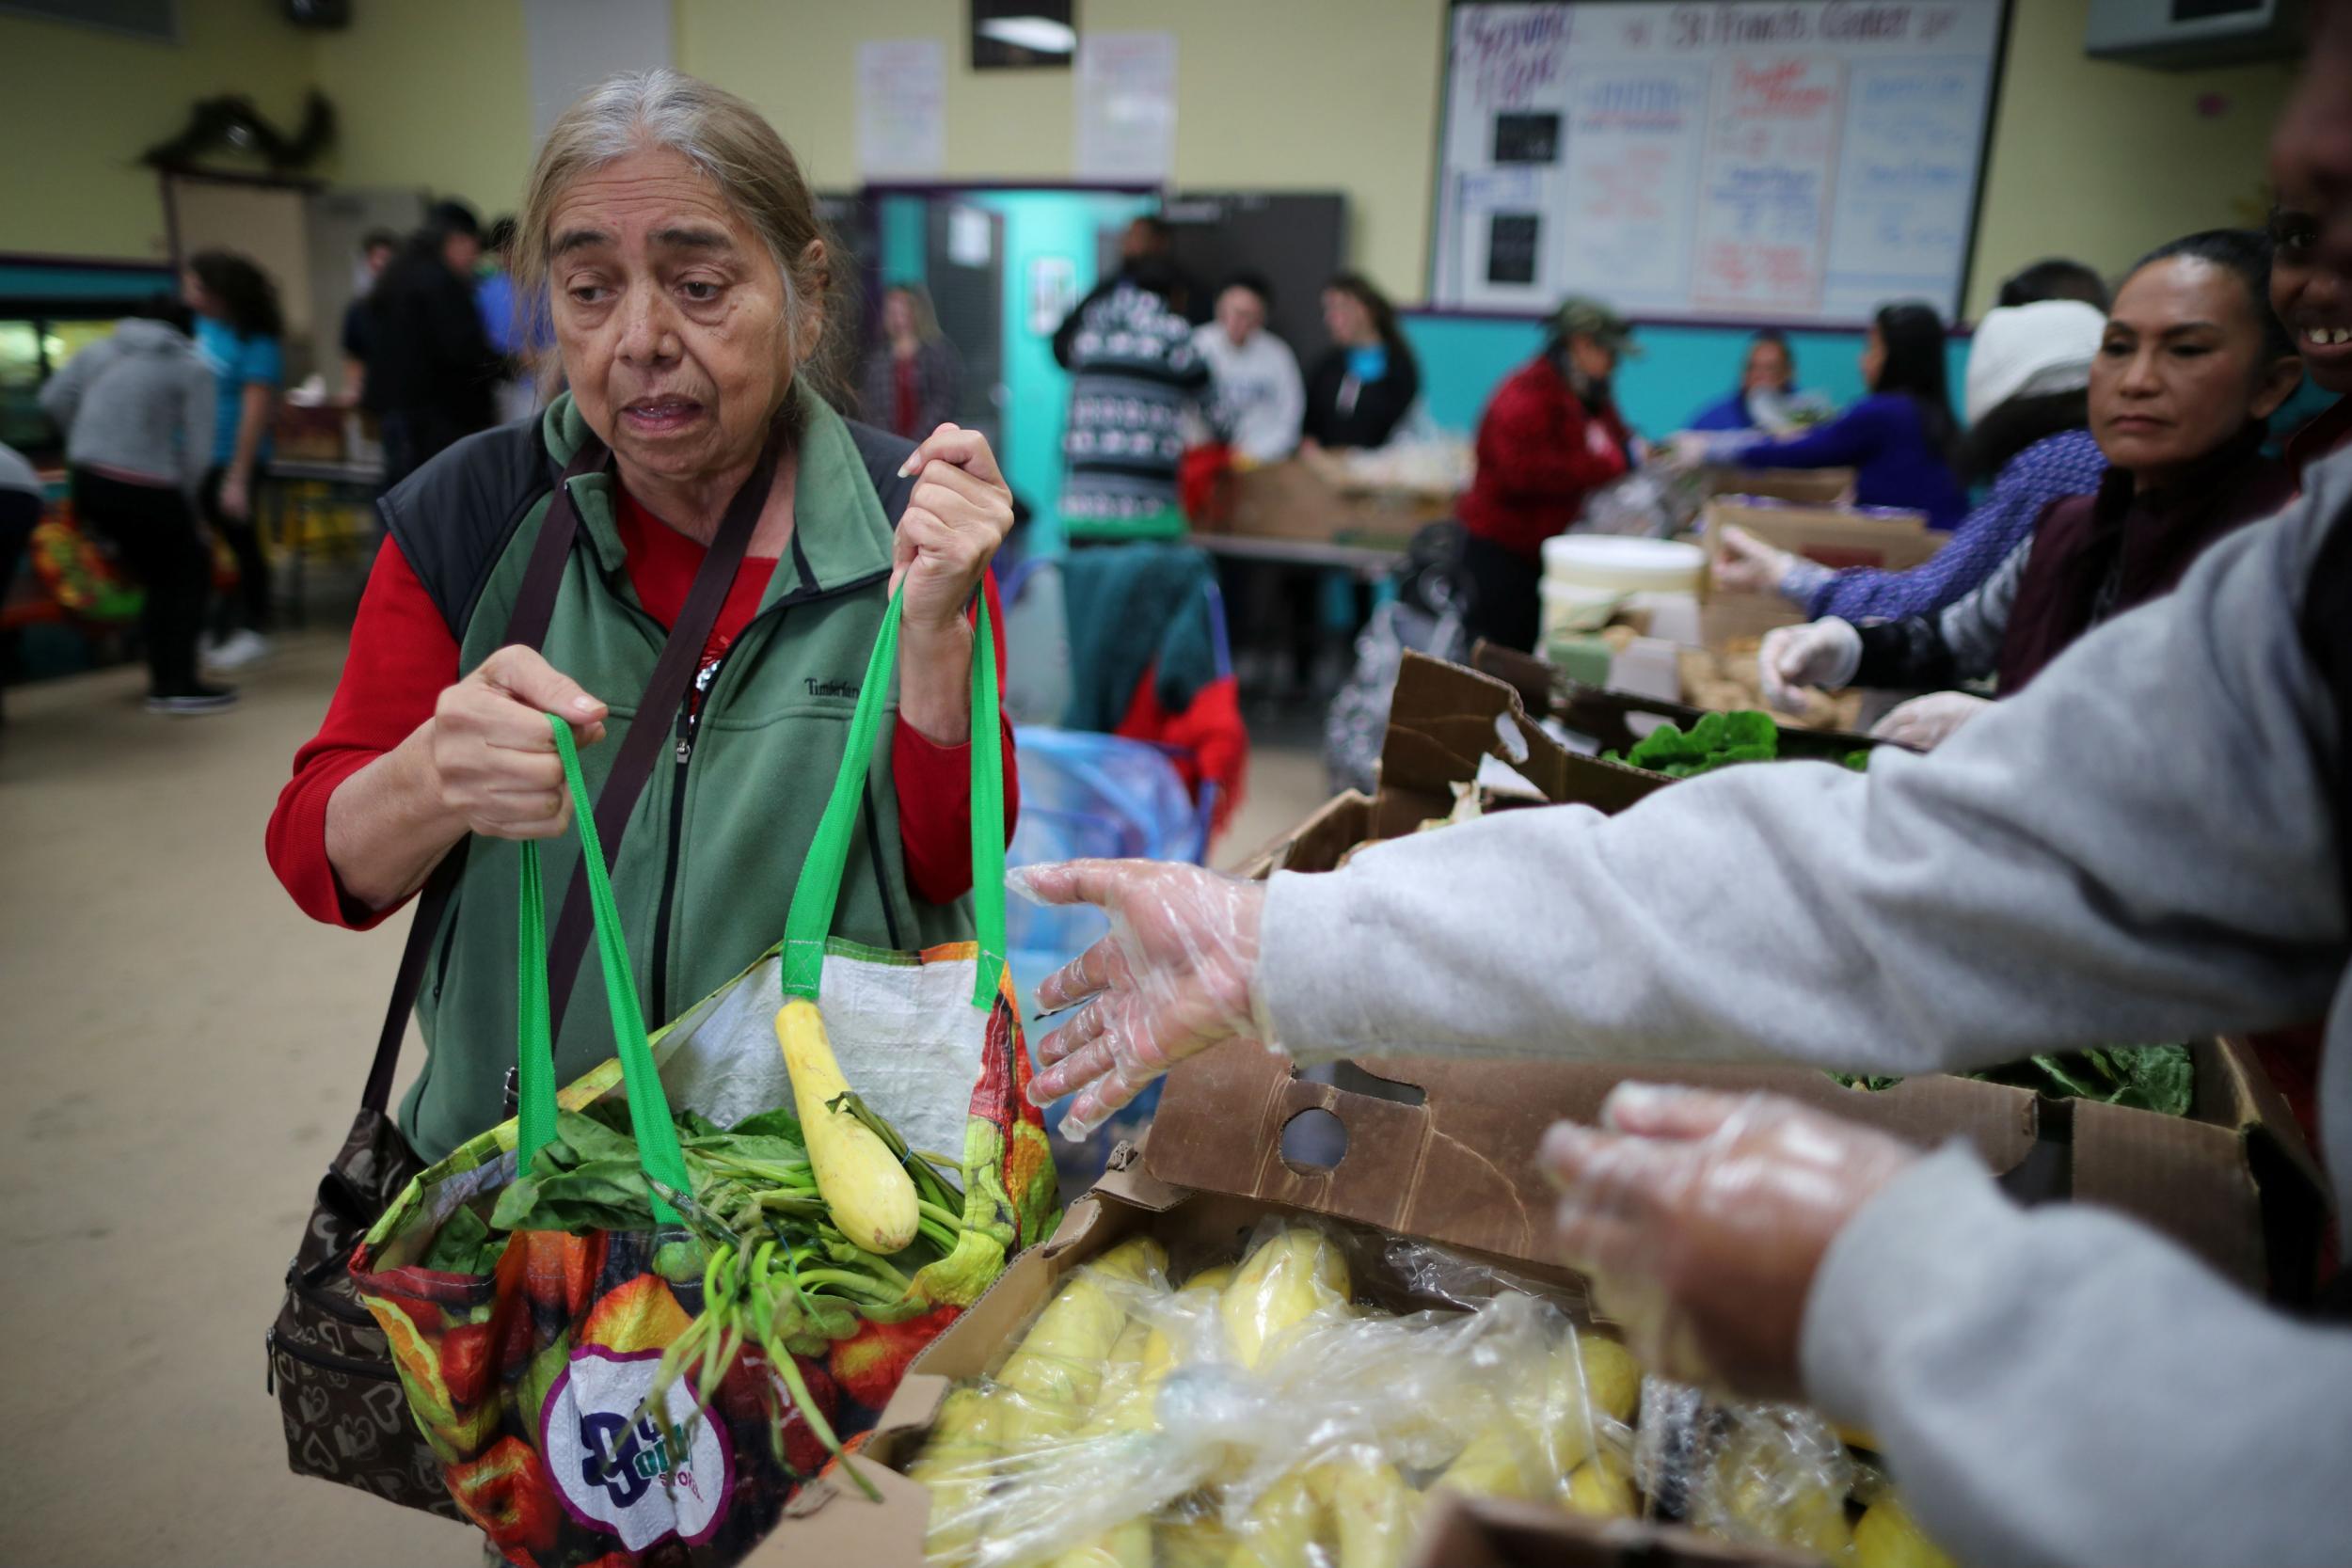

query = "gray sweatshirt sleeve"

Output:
[[1259, 469, 2345, 1074], [1804, 1146, 2352, 1567], [37, 340, 102, 440]]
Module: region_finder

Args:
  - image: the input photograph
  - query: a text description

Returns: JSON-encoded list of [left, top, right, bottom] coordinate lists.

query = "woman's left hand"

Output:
[[1540, 1084, 1918, 1399], [891, 424, 1015, 634], [1870, 690, 1993, 751], [218, 471, 251, 523]]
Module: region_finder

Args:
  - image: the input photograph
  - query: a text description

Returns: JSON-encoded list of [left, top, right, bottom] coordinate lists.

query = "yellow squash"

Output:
[[1854, 1495, 1957, 1568], [1220, 1229, 1349, 1370], [773, 998, 918, 1255]]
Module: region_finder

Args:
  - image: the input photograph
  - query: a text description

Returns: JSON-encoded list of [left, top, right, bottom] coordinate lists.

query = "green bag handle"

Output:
[[782, 586, 1007, 1009], [516, 714, 691, 1226]]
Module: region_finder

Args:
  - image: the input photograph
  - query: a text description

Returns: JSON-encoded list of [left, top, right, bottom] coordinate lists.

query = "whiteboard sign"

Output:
[[1434, 2, 2004, 325]]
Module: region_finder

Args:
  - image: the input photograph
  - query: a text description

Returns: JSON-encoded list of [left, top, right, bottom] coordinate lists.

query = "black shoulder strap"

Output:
[[359, 433, 610, 1117], [844, 417, 920, 525]]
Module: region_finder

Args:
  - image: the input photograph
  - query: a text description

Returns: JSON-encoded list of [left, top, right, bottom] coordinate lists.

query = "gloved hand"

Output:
[[1712, 524, 1796, 595], [1013, 861, 1270, 1139], [1540, 1084, 1919, 1399], [1870, 689, 1993, 751], [1757, 619, 1862, 713]]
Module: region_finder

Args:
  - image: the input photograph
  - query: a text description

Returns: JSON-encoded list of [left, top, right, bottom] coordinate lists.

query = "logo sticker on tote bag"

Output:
[[542, 1347, 734, 1551]]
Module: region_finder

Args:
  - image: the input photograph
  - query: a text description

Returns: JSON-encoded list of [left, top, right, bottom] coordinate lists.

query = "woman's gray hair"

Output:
[[514, 68, 849, 399]]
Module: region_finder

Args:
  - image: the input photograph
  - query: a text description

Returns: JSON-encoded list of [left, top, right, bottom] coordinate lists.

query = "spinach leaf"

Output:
[[422, 1203, 497, 1274]]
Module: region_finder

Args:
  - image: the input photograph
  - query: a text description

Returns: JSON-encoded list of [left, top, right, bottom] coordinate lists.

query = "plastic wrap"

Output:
[[909, 1217, 1634, 1568], [905, 1212, 1962, 1566]]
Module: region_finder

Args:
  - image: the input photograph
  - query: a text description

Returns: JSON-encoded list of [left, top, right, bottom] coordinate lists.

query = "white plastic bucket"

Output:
[[1540, 534, 1708, 594]]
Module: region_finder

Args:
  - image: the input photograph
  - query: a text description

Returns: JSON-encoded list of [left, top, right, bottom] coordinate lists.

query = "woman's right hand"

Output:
[[428, 645, 609, 840], [1713, 524, 1794, 595]]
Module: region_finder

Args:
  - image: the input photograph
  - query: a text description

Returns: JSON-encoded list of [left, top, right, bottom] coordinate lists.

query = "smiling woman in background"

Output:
[[1759, 230, 2303, 750], [264, 70, 1020, 1162]]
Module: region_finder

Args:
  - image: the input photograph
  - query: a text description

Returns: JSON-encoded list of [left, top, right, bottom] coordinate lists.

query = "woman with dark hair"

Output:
[[1718, 299, 2109, 623], [183, 248, 284, 670], [1302, 272, 1420, 450], [1686, 328, 1831, 434], [1762, 229, 2303, 750], [1718, 300, 1969, 529], [859, 283, 962, 441]]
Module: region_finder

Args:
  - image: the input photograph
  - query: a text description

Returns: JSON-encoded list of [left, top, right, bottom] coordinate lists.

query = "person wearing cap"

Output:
[[368, 198, 508, 489], [1454, 295, 1639, 652], [1712, 300, 1970, 530], [1717, 299, 2110, 623]]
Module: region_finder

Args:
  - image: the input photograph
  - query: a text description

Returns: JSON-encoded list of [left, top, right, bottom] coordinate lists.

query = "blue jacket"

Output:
[[1731, 392, 1967, 530]]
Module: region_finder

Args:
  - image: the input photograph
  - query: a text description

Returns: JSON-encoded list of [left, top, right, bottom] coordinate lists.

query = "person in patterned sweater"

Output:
[[1058, 256, 1210, 543]]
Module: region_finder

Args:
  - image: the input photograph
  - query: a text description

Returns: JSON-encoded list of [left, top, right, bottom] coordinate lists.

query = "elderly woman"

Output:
[[266, 71, 1018, 1163]]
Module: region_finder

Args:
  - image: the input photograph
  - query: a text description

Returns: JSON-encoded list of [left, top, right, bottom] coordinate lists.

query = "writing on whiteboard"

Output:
[[1665, 3, 1967, 47], [1460, 7, 1569, 106]]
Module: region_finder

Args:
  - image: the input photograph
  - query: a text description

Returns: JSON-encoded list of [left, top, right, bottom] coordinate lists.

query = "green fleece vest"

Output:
[[401, 389, 971, 1160]]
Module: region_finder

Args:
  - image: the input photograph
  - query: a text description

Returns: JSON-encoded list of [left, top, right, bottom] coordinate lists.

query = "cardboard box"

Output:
[[1702, 466, 1855, 507], [1219, 457, 1453, 552], [1697, 497, 1939, 649]]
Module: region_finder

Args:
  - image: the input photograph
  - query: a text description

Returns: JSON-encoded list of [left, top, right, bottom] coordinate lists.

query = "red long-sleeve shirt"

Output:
[[1456, 353, 1632, 561], [266, 486, 1016, 929]]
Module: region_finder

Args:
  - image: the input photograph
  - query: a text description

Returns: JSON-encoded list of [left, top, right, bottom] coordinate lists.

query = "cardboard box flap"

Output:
[[1470, 641, 1883, 759], [1142, 1040, 2055, 1266], [1382, 651, 1670, 816]]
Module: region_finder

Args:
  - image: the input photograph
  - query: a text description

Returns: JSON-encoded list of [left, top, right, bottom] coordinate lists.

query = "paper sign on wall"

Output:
[[857, 39, 946, 178], [1076, 31, 1177, 182]]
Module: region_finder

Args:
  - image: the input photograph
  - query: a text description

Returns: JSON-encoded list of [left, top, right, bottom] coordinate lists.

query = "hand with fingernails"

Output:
[[889, 423, 1018, 747], [1015, 861, 1269, 1139], [429, 644, 611, 841], [1541, 1085, 1918, 1397]]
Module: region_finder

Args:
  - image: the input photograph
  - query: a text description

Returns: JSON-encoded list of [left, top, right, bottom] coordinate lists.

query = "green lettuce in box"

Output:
[[1605, 709, 1871, 780]]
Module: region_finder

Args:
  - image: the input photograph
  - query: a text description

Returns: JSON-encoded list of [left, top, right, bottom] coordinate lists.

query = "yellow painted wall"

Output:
[[0, 0, 320, 260], [309, 0, 535, 226], [1963, 0, 2296, 316], [676, 0, 1448, 301], [2, 0, 2305, 321]]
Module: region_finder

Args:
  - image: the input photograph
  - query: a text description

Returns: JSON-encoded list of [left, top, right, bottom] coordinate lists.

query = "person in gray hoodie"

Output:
[[1009, 13, 2352, 1564], [40, 296, 229, 713]]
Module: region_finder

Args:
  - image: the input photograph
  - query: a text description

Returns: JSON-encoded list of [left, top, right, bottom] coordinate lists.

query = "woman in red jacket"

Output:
[[1456, 296, 1639, 651]]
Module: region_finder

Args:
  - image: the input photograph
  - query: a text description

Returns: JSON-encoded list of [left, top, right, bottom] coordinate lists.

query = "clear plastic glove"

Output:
[[1013, 860, 1270, 1139], [1539, 1085, 1919, 1400], [1713, 525, 1796, 596], [1756, 619, 1862, 714], [1869, 689, 1993, 752]]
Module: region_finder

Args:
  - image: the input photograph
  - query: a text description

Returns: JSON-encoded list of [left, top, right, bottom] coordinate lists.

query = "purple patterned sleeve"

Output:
[[1804, 430, 2106, 622]]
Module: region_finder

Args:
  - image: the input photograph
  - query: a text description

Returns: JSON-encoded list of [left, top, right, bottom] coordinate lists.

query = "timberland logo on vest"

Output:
[[542, 1346, 733, 1550], [805, 677, 860, 699]]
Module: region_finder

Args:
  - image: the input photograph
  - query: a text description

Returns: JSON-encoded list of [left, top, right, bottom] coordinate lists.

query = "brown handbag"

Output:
[[264, 430, 775, 1515]]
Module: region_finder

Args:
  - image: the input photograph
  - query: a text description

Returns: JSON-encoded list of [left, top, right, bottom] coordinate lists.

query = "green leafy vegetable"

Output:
[[1828, 1043, 2195, 1117], [1606, 710, 1783, 779]]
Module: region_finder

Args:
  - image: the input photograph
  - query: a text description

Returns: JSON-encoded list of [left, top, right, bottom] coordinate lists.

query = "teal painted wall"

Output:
[[1400, 313, 1975, 440], [871, 189, 1157, 553]]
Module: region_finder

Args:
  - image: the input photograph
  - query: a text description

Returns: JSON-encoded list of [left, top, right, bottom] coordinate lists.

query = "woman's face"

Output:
[[547, 147, 803, 485], [882, 290, 916, 341], [2270, 176, 2352, 395], [1323, 289, 1373, 347], [181, 268, 217, 320], [1858, 326, 1885, 389], [2092, 256, 2300, 486], [1745, 340, 1792, 393]]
